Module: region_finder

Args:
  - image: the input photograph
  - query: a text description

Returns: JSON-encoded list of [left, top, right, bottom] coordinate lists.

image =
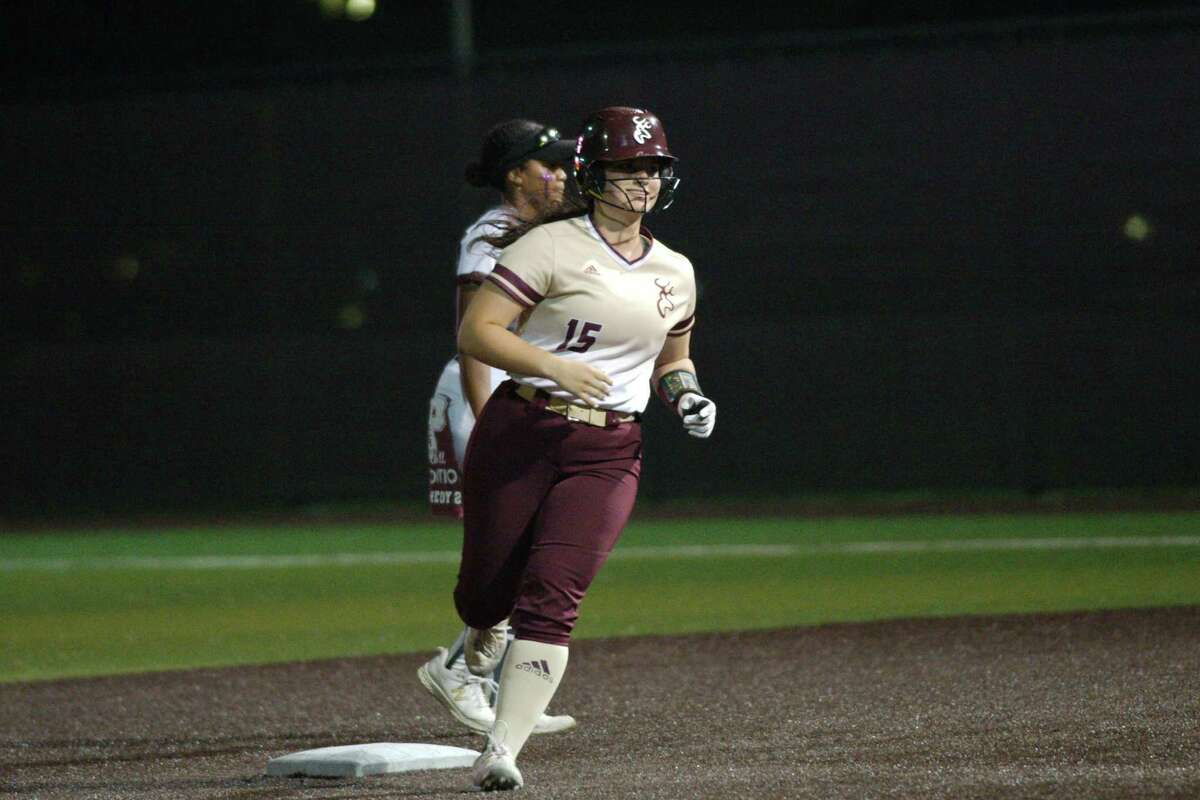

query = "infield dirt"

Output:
[[3, 606, 1197, 799]]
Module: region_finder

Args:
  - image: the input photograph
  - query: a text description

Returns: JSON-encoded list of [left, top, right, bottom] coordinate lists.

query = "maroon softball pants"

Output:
[[454, 381, 642, 646]]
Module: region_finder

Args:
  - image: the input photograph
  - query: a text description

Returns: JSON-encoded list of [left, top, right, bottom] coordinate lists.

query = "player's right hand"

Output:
[[547, 358, 612, 407]]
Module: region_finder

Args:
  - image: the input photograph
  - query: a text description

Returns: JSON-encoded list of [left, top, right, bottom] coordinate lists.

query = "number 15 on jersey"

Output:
[[556, 318, 602, 353]]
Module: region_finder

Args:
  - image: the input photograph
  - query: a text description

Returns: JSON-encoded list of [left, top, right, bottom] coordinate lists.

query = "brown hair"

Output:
[[476, 196, 591, 252]]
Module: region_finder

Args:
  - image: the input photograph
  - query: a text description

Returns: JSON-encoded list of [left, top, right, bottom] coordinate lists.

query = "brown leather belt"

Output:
[[514, 382, 638, 427]]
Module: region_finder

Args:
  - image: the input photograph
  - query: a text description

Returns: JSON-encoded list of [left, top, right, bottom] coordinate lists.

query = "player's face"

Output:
[[602, 158, 664, 213], [514, 158, 568, 211]]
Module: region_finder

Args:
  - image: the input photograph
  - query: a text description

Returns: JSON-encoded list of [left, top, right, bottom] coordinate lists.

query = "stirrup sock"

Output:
[[492, 639, 568, 758]]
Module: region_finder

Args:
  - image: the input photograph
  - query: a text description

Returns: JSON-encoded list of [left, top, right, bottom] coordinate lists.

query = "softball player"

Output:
[[455, 107, 717, 791], [420, 119, 578, 737]]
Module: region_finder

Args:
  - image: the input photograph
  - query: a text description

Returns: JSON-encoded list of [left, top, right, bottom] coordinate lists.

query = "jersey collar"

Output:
[[583, 215, 655, 270]]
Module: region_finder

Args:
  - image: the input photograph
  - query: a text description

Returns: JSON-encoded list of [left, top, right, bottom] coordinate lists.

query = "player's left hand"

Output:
[[678, 392, 716, 439]]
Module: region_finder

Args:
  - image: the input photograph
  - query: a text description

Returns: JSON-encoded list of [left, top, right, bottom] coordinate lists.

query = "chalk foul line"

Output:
[[2, 535, 1199, 572]]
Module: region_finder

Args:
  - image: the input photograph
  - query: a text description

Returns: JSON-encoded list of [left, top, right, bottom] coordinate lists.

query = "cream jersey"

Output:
[[487, 214, 696, 414], [452, 205, 511, 390], [456, 206, 512, 284]]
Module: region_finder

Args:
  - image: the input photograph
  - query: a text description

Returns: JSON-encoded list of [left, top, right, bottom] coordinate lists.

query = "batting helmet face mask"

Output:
[[574, 107, 680, 213]]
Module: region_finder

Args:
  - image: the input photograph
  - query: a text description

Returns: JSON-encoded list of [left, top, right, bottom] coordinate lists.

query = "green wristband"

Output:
[[656, 369, 702, 410]]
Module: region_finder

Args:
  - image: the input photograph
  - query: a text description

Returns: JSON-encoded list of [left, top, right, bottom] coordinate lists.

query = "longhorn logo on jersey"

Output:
[[632, 115, 653, 144], [655, 278, 675, 318]]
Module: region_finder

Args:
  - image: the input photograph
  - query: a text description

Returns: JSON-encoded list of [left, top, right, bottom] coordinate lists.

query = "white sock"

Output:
[[491, 627, 517, 681], [488, 627, 518, 707], [445, 627, 467, 670], [491, 639, 568, 758]]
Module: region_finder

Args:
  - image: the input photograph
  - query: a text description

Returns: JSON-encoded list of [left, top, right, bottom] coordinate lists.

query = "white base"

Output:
[[266, 742, 479, 778]]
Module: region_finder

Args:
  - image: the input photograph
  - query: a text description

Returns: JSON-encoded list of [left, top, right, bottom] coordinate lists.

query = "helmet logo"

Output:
[[632, 116, 654, 144]]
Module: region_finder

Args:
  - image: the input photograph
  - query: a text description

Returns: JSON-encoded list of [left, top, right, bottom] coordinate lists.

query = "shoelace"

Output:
[[453, 670, 498, 710], [487, 721, 512, 759]]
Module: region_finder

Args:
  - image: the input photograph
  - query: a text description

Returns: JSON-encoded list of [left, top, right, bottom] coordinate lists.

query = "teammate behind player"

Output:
[[455, 106, 717, 791], [419, 118, 578, 737], [427, 118, 575, 518]]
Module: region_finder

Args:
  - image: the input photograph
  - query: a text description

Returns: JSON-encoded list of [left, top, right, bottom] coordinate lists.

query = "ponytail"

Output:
[[474, 197, 590, 252]]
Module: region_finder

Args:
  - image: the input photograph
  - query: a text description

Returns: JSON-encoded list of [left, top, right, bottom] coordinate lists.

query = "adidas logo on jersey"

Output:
[[583, 264, 600, 275], [515, 659, 554, 682]]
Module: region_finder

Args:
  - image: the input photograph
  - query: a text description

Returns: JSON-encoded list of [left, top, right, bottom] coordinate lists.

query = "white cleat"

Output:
[[472, 740, 523, 792], [417, 648, 577, 736], [532, 711, 577, 735], [464, 621, 510, 677], [416, 648, 493, 734]]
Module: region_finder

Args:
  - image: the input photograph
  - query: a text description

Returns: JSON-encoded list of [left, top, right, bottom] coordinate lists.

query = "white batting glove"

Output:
[[678, 392, 716, 439]]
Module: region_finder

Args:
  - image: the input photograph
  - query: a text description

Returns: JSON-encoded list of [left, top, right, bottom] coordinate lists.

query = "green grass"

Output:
[[1, 511, 1198, 683]]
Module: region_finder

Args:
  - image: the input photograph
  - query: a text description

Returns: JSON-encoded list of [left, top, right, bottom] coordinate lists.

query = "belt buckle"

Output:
[[565, 404, 596, 425]]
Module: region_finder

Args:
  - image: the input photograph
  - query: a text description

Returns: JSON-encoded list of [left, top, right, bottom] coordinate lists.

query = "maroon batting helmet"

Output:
[[574, 106, 680, 211]]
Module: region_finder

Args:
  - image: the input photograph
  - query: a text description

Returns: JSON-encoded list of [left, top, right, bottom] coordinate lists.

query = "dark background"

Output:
[[3, 2, 1199, 516]]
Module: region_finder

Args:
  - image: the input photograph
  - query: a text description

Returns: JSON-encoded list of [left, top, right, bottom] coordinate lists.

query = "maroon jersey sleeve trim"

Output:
[[487, 264, 545, 308], [667, 313, 695, 336]]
